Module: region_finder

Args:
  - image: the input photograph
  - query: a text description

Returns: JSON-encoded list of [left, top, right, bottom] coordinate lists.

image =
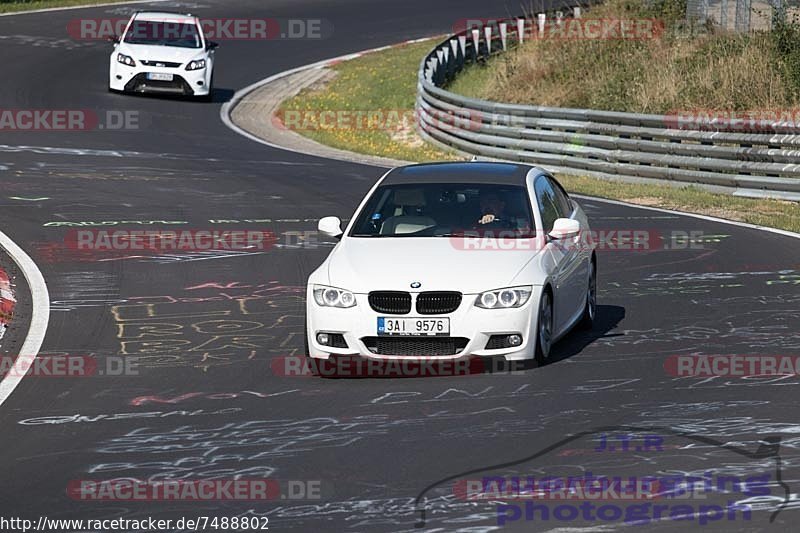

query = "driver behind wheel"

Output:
[[477, 192, 508, 226]]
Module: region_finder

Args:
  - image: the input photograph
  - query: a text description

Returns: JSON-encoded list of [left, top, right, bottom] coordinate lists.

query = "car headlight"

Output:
[[475, 286, 532, 309], [313, 285, 357, 308], [185, 59, 206, 71], [117, 53, 135, 67]]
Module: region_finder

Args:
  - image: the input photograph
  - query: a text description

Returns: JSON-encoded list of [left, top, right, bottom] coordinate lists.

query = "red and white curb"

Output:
[[0, 268, 15, 341], [0, 230, 49, 407]]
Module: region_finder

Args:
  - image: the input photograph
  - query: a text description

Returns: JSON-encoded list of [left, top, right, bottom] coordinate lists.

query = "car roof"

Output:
[[134, 11, 196, 23], [381, 162, 541, 186]]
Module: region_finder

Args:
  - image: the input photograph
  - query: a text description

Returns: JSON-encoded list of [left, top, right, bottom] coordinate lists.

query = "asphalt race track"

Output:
[[0, 1, 799, 531]]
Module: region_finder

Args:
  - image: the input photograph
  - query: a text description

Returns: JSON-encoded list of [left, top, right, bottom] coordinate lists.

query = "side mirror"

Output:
[[318, 216, 343, 239], [107, 35, 120, 44], [548, 218, 580, 240], [206, 40, 219, 50]]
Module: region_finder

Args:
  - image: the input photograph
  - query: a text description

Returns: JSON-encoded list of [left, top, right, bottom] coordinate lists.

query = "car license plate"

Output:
[[146, 72, 173, 81], [377, 317, 449, 336]]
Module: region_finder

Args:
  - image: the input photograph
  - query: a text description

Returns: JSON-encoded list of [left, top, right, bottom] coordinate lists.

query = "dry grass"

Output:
[[280, 39, 460, 162], [449, 0, 800, 113]]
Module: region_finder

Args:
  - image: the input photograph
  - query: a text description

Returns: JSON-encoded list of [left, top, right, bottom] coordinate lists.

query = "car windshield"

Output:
[[349, 183, 535, 238], [123, 20, 202, 48]]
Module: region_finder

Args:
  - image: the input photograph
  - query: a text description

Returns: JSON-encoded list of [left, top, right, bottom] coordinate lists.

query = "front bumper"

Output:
[[109, 63, 210, 96], [306, 288, 540, 361]]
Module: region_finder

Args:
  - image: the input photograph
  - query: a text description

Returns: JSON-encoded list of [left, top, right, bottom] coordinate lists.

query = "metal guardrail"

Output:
[[415, 10, 800, 201]]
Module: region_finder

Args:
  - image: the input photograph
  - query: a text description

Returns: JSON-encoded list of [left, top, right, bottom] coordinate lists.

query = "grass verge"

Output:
[[279, 39, 460, 163], [0, 0, 130, 14], [279, 30, 800, 234], [449, 0, 800, 113]]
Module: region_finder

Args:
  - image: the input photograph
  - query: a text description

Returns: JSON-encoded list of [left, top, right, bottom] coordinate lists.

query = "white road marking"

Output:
[[572, 194, 800, 241], [220, 37, 437, 164], [0, 230, 50, 407]]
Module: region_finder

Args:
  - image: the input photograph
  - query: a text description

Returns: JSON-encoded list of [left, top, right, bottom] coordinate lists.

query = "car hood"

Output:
[[325, 237, 542, 294], [117, 43, 204, 63]]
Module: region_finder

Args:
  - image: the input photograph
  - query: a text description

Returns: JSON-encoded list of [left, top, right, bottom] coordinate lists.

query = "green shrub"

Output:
[[772, 16, 800, 98]]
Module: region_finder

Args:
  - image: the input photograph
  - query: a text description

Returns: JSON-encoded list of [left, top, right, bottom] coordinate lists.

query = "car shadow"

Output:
[[547, 304, 626, 364], [480, 304, 626, 373], [109, 87, 235, 103], [207, 88, 235, 103]]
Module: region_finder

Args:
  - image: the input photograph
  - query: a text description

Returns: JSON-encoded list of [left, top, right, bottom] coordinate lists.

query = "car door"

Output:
[[534, 176, 573, 334], [548, 177, 588, 325]]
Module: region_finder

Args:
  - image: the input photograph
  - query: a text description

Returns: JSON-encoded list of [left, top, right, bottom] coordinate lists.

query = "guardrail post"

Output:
[[499, 22, 508, 50], [574, 6, 581, 18], [537, 14, 546, 36], [471, 28, 480, 60], [517, 17, 525, 43], [458, 34, 467, 60], [443, 45, 454, 82], [450, 38, 461, 70], [484, 26, 493, 54], [426, 57, 437, 84], [436, 48, 447, 85], [437, 47, 447, 84]]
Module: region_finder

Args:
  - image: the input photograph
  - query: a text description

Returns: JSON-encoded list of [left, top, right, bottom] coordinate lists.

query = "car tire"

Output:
[[534, 290, 553, 365], [579, 259, 597, 330]]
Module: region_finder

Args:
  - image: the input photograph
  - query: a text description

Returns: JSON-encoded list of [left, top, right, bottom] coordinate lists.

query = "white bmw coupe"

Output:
[[305, 162, 596, 365], [108, 11, 217, 99]]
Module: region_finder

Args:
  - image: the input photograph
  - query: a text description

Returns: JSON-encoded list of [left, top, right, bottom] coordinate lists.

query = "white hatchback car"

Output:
[[108, 11, 217, 99], [305, 162, 597, 365]]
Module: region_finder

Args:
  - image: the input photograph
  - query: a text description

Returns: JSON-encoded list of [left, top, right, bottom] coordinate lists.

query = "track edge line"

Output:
[[219, 37, 435, 167], [571, 194, 800, 240], [0, 230, 50, 407]]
